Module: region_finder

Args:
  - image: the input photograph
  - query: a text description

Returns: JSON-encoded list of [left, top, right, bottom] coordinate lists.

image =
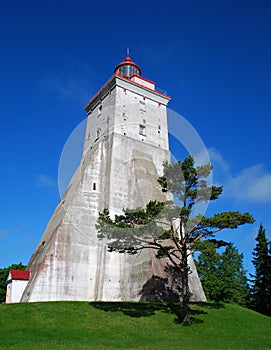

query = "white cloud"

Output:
[[225, 164, 271, 203], [35, 174, 55, 188], [207, 148, 271, 204], [208, 147, 230, 173], [38, 60, 94, 103], [39, 75, 91, 103]]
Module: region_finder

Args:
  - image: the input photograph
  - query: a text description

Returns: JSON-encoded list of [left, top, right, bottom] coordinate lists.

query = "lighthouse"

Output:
[[20, 55, 206, 302]]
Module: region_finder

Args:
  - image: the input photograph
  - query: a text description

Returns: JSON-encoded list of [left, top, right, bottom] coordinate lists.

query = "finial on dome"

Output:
[[114, 52, 141, 78]]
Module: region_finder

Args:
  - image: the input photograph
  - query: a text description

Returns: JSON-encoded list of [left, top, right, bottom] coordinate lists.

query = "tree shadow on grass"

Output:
[[195, 301, 225, 309], [160, 303, 208, 324], [89, 276, 224, 324], [89, 301, 170, 318], [189, 302, 225, 325], [89, 301, 224, 325]]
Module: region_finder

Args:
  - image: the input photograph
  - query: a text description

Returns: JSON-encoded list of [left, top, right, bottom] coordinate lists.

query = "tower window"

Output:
[[139, 124, 146, 136], [95, 128, 101, 141], [93, 183, 96, 190], [139, 100, 146, 112]]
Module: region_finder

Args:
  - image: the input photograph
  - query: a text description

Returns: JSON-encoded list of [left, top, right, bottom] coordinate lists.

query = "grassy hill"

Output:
[[0, 301, 270, 350]]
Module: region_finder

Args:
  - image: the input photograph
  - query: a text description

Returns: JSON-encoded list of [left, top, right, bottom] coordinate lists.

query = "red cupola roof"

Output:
[[114, 56, 142, 78], [10, 269, 30, 280]]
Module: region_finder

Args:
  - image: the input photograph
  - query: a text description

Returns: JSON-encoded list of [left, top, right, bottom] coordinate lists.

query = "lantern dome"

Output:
[[114, 56, 141, 78]]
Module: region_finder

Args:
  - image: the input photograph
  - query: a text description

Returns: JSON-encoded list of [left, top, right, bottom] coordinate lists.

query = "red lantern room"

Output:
[[114, 55, 142, 78]]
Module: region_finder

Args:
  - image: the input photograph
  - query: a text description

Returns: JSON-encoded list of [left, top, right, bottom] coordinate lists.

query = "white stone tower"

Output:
[[21, 55, 206, 302]]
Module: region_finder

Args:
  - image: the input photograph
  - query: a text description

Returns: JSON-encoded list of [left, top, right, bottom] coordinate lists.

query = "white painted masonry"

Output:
[[20, 57, 206, 303], [6, 270, 30, 303]]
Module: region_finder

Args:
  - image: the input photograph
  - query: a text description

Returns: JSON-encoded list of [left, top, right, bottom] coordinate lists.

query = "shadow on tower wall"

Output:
[[139, 275, 181, 302]]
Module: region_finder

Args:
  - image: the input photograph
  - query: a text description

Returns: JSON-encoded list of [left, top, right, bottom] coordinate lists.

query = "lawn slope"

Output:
[[0, 301, 270, 350]]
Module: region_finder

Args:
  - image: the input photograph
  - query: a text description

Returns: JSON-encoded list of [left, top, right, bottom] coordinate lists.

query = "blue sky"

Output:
[[0, 0, 270, 276]]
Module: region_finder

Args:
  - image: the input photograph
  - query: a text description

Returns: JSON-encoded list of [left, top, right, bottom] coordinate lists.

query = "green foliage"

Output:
[[250, 224, 271, 316], [196, 242, 249, 306], [0, 263, 26, 303], [194, 240, 222, 301], [199, 212, 254, 230], [0, 301, 270, 349], [97, 156, 254, 258], [268, 242, 271, 313], [97, 200, 167, 255], [97, 156, 254, 325], [157, 156, 223, 212]]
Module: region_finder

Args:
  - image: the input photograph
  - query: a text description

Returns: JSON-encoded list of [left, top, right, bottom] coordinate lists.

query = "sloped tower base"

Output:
[[21, 59, 206, 303]]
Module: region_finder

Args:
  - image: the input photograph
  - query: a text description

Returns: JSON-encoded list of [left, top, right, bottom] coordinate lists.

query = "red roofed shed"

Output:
[[9, 269, 30, 281], [6, 269, 30, 303]]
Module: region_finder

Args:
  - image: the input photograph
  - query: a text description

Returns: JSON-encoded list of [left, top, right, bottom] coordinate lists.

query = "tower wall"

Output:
[[21, 71, 206, 302], [21, 137, 170, 301]]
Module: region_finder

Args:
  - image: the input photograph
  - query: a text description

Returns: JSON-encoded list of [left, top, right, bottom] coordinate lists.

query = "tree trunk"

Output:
[[181, 245, 190, 325]]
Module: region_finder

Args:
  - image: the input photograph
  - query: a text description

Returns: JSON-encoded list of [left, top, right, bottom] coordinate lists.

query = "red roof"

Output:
[[10, 269, 30, 280], [114, 56, 142, 75]]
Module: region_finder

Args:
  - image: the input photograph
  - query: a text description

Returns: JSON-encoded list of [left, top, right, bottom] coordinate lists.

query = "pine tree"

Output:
[[97, 156, 254, 325], [195, 240, 222, 302], [251, 224, 271, 316], [196, 242, 249, 306], [267, 241, 271, 314], [219, 243, 249, 306]]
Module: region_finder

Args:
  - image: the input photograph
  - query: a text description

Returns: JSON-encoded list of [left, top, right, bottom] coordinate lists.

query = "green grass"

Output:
[[0, 301, 270, 350]]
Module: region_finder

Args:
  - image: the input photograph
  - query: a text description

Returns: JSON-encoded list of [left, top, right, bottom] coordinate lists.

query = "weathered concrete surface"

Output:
[[21, 74, 206, 303]]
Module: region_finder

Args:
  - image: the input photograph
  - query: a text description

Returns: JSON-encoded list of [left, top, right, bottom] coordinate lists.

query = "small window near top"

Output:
[[139, 124, 146, 136], [95, 128, 101, 141], [139, 100, 146, 112]]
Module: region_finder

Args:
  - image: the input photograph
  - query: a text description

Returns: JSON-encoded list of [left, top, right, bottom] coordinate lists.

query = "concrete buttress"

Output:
[[21, 57, 206, 303]]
